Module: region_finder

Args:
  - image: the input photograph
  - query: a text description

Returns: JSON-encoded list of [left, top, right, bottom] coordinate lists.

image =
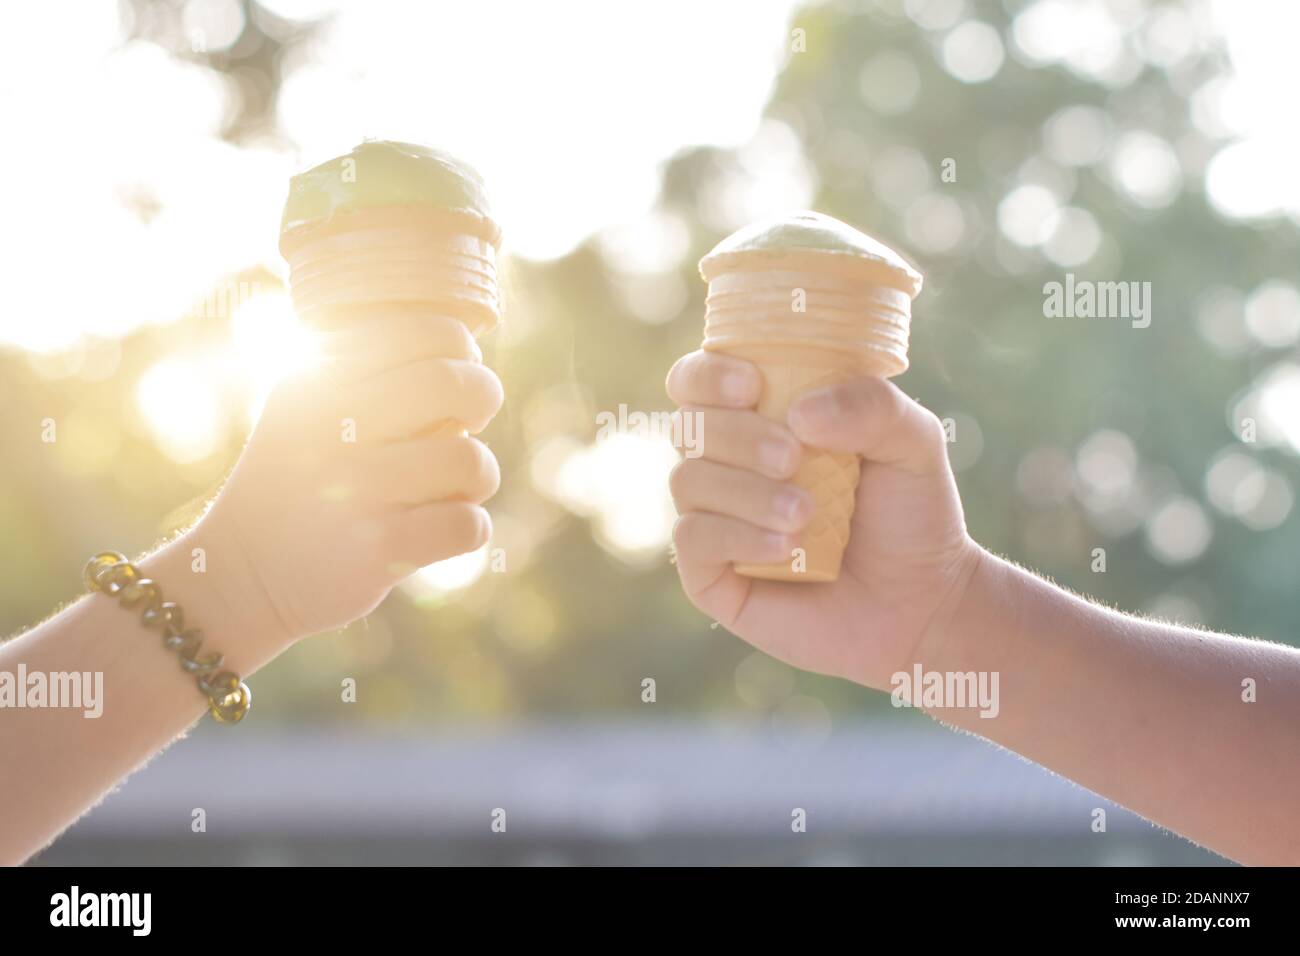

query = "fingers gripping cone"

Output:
[[279, 141, 502, 438], [699, 212, 923, 582]]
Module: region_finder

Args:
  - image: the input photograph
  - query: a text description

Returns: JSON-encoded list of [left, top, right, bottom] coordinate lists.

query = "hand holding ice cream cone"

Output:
[[697, 211, 923, 582], [666, 211, 977, 691], [190, 140, 508, 640]]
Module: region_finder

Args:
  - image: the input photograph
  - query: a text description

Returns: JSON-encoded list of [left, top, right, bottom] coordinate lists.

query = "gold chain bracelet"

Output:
[[83, 551, 252, 724]]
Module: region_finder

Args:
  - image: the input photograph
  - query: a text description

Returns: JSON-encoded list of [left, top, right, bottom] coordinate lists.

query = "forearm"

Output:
[[922, 548, 1300, 865], [0, 521, 294, 865]]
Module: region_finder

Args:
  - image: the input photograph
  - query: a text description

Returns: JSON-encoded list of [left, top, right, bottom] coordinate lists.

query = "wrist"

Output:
[[911, 542, 1011, 679], [138, 518, 298, 677]]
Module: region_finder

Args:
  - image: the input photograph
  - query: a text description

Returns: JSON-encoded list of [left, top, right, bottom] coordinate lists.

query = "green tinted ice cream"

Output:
[[279, 140, 500, 249], [699, 211, 921, 298]]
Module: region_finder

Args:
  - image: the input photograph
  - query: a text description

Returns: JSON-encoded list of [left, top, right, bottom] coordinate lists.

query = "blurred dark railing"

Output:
[[34, 719, 1226, 866]]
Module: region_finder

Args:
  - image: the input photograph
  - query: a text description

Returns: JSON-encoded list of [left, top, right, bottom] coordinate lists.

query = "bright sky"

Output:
[[0, 0, 799, 353], [276, 0, 800, 257], [1201, 0, 1300, 219]]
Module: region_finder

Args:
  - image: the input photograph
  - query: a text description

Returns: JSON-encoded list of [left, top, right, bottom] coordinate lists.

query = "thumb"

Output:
[[787, 377, 948, 475]]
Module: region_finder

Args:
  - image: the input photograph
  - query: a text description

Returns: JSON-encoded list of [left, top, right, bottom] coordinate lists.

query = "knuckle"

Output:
[[468, 364, 506, 416], [667, 458, 695, 500], [475, 361, 504, 397], [668, 409, 687, 456], [443, 358, 470, 392], [454, 437, 500, 498], [445, 505, 487, 552], [473, 445, 502, 500], [665, 353, 691, 400], [667, 350, 708, 402], [671, 512, 699, 548], [842, 379, 881, 417], [864, 380, 906, 429], [917, 406, 948, 449], [671, 406, 708, 454]]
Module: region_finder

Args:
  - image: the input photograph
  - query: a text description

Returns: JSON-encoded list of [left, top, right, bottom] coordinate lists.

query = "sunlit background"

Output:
[[5, 0, 1299, 865]]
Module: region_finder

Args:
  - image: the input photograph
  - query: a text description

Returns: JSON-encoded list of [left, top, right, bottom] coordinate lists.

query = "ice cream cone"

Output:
[[280, 205, 501, 335], [699, 212, 923, 583], [279, 140, 501, 336]]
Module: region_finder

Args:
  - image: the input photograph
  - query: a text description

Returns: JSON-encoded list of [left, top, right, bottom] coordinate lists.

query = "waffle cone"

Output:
[[703, 265, 914, 582], [280, 205, 501, 336]]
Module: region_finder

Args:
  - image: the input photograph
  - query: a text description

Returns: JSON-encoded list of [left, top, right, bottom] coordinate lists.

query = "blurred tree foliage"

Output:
[[3, 0, 1297, 726]]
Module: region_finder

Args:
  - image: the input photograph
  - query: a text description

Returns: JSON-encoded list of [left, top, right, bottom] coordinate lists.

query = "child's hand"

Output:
[[666, 349, 981, 691], [200, 308, 503, 644]]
